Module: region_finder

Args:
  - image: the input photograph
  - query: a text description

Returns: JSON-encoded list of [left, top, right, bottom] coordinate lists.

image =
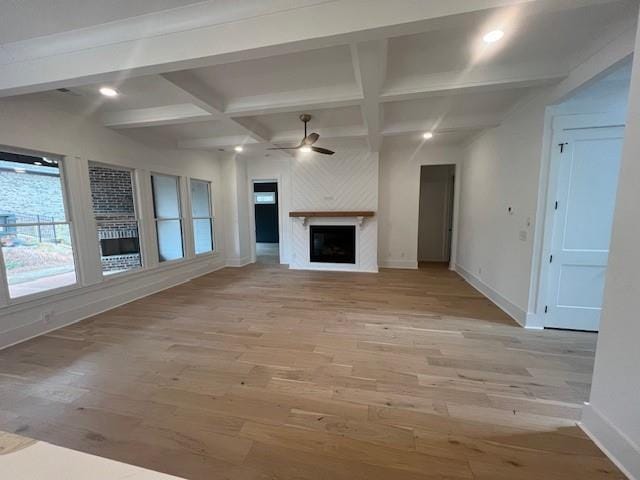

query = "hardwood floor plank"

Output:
[[239, 421, 474, 478], [0, 263, 623, 479]]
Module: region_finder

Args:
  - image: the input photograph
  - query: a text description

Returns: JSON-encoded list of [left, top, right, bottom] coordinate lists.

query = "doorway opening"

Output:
[[417, 164, 455, 269], [253, 181, 280, 264]]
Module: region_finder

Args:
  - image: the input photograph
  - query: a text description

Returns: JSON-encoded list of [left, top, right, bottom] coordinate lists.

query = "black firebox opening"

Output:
[[310, 225, 355, 264], [100, 237, 140, 256]]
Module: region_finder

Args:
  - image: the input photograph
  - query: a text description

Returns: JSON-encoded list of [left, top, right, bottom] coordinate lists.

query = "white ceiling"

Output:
[[190, 46, 357, 100], [127, 119, 247, 142], [0, 0, 204, 44], [16, 0, 640, 152], [382, 89, 535, 132], [385, 1, 637, 84], [71, 75, 196, 112], [249, 106, 364, 140]]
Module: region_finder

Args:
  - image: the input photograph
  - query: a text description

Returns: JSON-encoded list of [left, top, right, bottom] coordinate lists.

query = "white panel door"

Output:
[[545, 127, 624, 331]]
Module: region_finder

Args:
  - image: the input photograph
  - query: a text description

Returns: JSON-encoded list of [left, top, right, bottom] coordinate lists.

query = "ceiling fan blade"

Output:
[[303, 132, 319, 145], [311, 146, 335, 155]]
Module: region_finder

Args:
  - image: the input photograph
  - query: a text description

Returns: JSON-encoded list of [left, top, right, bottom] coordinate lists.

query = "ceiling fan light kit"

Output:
[[268, 114, 335, 155]]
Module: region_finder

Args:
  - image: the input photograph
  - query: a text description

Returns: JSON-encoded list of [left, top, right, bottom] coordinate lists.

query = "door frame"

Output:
[[415, 162, 460, 270], [530, 112, 626, 329], [248, 176, 285, 264], [416, 164, 456, 264]]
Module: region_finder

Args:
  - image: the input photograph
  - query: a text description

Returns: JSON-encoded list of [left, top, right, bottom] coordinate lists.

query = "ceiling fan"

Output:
[[268, 114, 335, 155]]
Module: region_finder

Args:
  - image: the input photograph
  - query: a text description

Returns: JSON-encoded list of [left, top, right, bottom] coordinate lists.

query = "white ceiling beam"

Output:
[[271, 126, 367, 144], [230, 118, 273, 144], [380, 64, 568, 103], [182, 125, 368, 149], [178, 136, 260, 149], [225, 87, 363, 118], [381, 114, 503, 136], [101, 104, 213, 129], [160, 72, 226, 115], [0, 0, 537, 97], [162, 71, 274, 146], [351, 39, 388, 152], [161, 71, 295, 155]]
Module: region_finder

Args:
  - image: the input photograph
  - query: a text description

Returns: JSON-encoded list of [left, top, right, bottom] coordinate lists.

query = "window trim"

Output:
[[189, 178, 215, 256], [150, 172, 185, 264], [0, 150, 80, 305], [88, 161, 145, 279], [0, 240, 10, 306]]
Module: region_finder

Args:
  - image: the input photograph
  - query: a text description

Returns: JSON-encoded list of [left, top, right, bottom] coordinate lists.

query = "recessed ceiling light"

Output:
[[234, 145, 243, 152], [299, 146, 312, 153], [483, 30, 504, 43], [423, 132, 434, 140], [99, 86, 119, 97]]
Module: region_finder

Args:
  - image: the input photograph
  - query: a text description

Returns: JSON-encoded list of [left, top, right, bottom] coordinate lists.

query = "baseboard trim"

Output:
[[0, 258, 226, 351], [581, 404, 640, 480], [379, 259, 418, 269], [454, 264, 527, 326], [226, 256, 253, 267]]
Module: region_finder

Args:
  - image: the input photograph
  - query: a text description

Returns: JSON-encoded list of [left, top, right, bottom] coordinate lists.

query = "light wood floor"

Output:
[[0, 263, 623, 479]]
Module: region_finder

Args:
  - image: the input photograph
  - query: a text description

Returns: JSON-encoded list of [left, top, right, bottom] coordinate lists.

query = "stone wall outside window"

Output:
[[88, 164, 141, 273]]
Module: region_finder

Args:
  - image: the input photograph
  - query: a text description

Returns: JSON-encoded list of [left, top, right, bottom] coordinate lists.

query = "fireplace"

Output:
[[100, 237, 140, 256], [310, 225, 356, 264]]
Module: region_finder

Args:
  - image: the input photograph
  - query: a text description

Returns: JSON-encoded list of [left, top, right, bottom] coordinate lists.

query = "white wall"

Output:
[[378, 140, 463, 269], [289, 144, 379, 272], [221, 154, 253, 266], [554, 75, 630, 116], [456, 24, 635, 326], [0, 93, 227, 349], [246, 155, 293, 264], [581, 20, 640, 480], [242, 140, 463, 273], [523, 64, 631, 330], [235, 143, 379, 272], [456, 92, 547, 324]]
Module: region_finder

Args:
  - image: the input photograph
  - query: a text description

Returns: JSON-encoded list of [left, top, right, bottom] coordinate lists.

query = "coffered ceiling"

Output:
[[3, 0, 638, 153]]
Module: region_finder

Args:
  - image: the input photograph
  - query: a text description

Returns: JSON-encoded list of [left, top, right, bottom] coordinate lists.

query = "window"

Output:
[[190, 179, 214, 255], [254, 191, 276, 204], [88, 163, 142, 275], [151, 174, 184, 262], [0, 151, 77, 299]]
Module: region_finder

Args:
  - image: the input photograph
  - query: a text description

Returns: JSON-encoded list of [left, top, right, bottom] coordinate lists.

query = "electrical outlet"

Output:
[[42, 311, 54, 324], [519, 230, 528, 241]]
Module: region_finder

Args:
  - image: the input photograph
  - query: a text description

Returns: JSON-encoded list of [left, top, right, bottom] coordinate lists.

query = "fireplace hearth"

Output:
[[310, 225, 356, 264]]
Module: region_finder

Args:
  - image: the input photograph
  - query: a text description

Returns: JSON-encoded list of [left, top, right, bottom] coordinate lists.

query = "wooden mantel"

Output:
[[289, 211, 375, 218], [289, 211, 375, 227]]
